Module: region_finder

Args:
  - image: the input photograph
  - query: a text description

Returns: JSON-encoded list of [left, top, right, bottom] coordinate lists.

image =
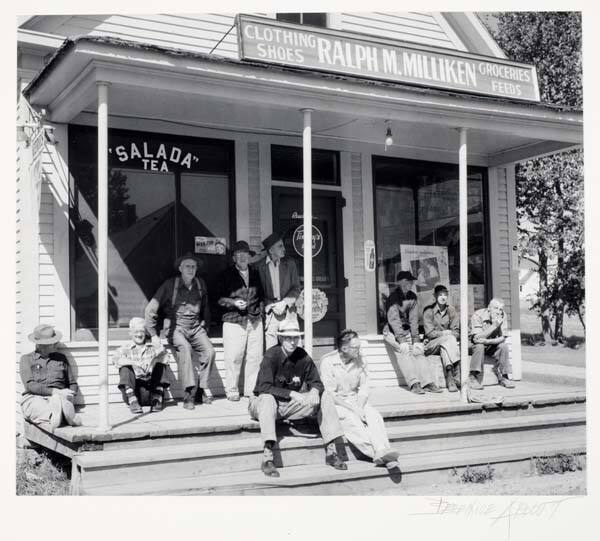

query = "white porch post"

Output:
[[97, 82, 111, 430], [459, 128, 469, 402], [301, 109, 313, 356]]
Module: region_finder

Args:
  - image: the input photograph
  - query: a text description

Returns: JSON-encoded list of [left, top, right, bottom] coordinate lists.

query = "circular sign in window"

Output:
[[292, 224, 323, 258], [296, 288, 329, 322]]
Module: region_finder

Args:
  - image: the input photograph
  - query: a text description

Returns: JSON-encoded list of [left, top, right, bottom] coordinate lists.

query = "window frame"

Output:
[[275, 12, 328, 28], [371, 154, 491, 332], [271, 144, 341, 186], [67, 124, 236, 341]]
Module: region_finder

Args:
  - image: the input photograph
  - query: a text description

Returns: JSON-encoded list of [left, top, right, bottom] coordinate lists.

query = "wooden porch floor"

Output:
[[43, 379, 585, 449]]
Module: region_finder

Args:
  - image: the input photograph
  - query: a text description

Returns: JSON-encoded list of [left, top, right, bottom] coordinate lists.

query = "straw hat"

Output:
[[28, 324, 62, 345], [276, 319, 304, 337]]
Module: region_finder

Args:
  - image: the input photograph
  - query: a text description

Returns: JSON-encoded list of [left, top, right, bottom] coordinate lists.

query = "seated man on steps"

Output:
[[111, 317, 171, 414], [383, 271, 442, 395], [19, 324, 81, 432], [423, 284, 461, 392], [249, 319, 347, 478], [469, 298, 515, 390], [320, 329, 400, 470]]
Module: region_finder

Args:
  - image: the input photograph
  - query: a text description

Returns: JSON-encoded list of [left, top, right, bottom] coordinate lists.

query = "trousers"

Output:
[[383, 333, 434, 388], [424, 334, 460, 368], [117, 364, 170, 406], [470, 341, 511, 375], [248, 391, 344, 445], [170, 324, 215, 390], [223, 319, 264, 397], [333, 395, 392, 461]]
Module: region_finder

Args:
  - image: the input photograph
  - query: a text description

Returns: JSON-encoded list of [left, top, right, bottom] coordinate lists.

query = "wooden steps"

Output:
[[73, 405, 585, 495], [82, 435, 586, 496]]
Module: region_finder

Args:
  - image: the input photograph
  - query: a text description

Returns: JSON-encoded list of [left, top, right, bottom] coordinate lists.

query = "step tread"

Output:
[[74, 410, 586, 469], [85, 435, 586, 495]]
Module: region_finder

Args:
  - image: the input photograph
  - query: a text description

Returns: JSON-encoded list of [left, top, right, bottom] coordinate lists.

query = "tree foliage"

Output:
[[490, 12, 584, 342]]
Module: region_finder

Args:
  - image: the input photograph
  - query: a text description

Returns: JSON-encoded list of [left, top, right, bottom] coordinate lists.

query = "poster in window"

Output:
[[400, 244, 450, 309]]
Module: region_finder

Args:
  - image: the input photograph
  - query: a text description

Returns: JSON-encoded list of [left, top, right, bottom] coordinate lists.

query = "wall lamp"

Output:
[[384, 121, 393, 150]]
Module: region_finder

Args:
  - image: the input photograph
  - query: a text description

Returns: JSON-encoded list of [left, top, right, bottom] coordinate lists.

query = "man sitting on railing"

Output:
[[423, 284, 461, 392], [383, 271, 443, 395], [111, 317, 171, 414], [320, 329, 400, 470], [20, 324, 81, 432], [249, 319, 347, 478]]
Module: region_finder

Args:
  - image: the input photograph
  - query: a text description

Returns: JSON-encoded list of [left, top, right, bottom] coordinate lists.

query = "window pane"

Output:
[[373, 157, 488, 330], [276, 13, 301, 24], [302, 13, 327, 27], [271, 145, 340, 185]]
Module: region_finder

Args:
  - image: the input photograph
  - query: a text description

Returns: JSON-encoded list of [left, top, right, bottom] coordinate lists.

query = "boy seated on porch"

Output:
[[111, 317, 171, 414]]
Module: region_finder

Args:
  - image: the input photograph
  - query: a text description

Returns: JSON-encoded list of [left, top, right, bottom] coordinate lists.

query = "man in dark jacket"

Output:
[[254, 233, 301, 349], [383, 271, 442, 395], [218, 241, 264, 401], [249, 320, 347, 477], [145, 252, 215, 410], [20, 324, 81, 431]]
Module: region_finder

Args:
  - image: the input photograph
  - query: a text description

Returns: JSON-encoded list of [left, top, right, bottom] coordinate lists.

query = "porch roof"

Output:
[[24, 35, 583, 166]]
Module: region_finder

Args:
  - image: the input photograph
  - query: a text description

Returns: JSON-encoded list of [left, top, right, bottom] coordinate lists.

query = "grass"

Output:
[[452, 464, 495, 484], [16, 447, 72, 496], [532, 454, 585, 476]]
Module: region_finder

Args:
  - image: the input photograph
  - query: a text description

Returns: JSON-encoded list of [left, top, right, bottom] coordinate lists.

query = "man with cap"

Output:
[[249, 319, 347, 477], [19, 324, 81, 431], [145, 252, 215, 410], [255, 232, 301, 349], [218, 240, 264, 401], [383, 271, 442, 395], [423, 284, 461, 392]]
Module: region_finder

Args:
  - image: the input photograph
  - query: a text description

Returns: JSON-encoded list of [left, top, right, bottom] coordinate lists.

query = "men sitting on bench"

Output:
[[20, 324, 81, 431], [383, 271, 442, 395], [423, 285, 461, 392], [469, 297, 515, 389], [249, 319, 347, 478], [111, 317, 171, 414], [320, 329, 400, 470]]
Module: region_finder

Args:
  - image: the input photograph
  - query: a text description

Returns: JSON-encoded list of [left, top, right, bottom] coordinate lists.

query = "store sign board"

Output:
[[237, 15, 540, 102]]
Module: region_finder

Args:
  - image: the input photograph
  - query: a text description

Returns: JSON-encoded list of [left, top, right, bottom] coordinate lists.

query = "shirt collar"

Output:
[[129, 342, 150, 350], [266, 256, 280, 267]]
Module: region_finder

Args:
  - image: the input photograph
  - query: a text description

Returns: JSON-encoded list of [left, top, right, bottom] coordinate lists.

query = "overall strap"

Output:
[[171, 276, 180, 309]]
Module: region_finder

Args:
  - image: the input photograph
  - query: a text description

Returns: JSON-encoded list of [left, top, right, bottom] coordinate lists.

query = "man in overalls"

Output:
[[145, 253, 215, 410]]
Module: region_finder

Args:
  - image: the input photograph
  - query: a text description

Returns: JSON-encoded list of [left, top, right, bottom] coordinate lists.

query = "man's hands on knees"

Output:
[[397, 342, 410, 355], [52, 388, 75, 401], [289, 389, 320, 408]]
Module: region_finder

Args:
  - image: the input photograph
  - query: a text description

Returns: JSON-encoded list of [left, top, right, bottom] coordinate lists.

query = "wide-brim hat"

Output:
[[262, 232, 282, 252], [174, 252, 203, 271], [28, 324, 62, 345], [396, 270, 417, 281], [231, 240, 256, 256], [276, 320, 304, 337]]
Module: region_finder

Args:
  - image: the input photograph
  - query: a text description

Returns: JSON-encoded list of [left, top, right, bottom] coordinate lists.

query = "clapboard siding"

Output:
[[494, 169, 513, 327], [351, 152, 368, 334], [341, 12, 458, 49], [33, 13, 239, 58], [247, 142, 262, 250]]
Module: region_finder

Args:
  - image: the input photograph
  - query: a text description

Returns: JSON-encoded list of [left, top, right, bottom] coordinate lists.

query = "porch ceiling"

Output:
[[26, 37, 582, 166]]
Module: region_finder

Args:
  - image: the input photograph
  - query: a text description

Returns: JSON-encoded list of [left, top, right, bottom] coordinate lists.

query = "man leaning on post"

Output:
[[249, 319, 347, 478]]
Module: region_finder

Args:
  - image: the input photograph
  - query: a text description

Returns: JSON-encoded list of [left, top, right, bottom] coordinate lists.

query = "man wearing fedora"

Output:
[[255, 232, 301, 349], [383, 271, 442, 395], [19, 324, 81, 431], [218, 241, 264, 401], [145, 252, 215, 410], [423, 284, 461, 392], [249, 320, 347, 477]]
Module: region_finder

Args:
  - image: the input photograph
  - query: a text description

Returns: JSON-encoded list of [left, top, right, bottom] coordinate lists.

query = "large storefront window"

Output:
[[373, 156, 489, 331], [69, 125, 234, 340]]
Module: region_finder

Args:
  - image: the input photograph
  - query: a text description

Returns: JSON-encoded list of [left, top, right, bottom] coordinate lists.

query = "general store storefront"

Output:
[[18, 15, 583, 426]]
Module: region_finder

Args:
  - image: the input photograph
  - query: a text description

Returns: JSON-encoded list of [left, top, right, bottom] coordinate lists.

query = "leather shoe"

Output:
[[128, 398, 143, 414], [469, 374, 484, 390], [183, 396, 195, 410], [227, 394, 240, 402], [196, 388, 213, 405], [410, 382, 425, 395], [261, 460, 280, 477], [150, 394, 163, 412], [424, 383, 443, 393], [497, 376, 516, 389], [325, 453, 348, 470]]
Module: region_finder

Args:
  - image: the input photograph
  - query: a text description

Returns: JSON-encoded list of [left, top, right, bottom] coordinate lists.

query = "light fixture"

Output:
[[384, 122, 393, 150], [16, 113, 58, 147]]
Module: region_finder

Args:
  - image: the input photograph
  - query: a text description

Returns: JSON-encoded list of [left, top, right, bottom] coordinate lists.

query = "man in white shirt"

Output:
[[319, 329, 400, 470]]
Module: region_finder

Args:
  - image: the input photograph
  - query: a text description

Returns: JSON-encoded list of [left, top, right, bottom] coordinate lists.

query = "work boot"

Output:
[[445, 367, 458, 392], [453, 363, 462, 389], [128, 397, 143, 414], [325, 452, 348, 470], [261, 460, 280, 477], [423, 383, 443, 393], [469, 372, 483, 390], [410, 382, 425, 395], [150, 392, 163, 412], [183, 389, 195, 410]]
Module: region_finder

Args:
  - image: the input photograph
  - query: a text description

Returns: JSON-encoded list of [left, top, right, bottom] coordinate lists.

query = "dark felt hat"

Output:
[[231, 240, 256, 256], [434, 284, 449, 297], [28, 324, 62, 345], [262, 232, 282, 251], [396, 270, 417, 282], [174, 252, 202, 270]]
